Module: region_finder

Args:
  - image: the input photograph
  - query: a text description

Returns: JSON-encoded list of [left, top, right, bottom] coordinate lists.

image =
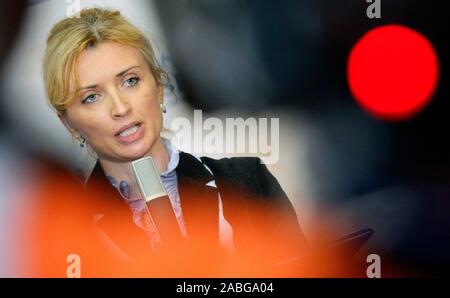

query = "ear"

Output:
[[58, 114, 79, 137]]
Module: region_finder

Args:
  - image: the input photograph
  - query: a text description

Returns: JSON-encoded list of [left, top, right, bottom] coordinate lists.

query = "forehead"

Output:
[[73, 41, 146, 89]]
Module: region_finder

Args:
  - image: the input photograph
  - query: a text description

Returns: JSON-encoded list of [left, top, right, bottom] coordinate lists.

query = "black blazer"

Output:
[[84, 151, 308, 275]]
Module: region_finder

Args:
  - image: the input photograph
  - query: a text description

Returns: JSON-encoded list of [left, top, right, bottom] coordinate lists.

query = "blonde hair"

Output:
[[43, 7, 166, 115]]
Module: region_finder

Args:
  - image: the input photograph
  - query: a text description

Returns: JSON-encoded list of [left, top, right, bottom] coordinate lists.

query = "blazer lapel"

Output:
[[176, 152, 220, 246]]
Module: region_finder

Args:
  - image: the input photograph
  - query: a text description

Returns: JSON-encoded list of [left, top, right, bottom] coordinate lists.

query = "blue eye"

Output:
[[124, 77, 140, 88], [82, 94, 98, 104]]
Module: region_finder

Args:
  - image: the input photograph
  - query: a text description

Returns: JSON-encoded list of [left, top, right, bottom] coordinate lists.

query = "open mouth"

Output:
[[118, 123, 141, 137], [115, 122, 144, 144]]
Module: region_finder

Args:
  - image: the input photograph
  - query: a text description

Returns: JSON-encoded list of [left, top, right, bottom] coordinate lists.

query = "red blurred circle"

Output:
[[347, 24, 439, 121]]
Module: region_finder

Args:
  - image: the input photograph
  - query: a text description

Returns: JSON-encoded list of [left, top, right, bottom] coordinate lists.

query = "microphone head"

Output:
[[131, 156, 167, 202]]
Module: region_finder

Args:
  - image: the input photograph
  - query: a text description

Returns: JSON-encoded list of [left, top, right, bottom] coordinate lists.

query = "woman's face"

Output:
[[63, 41, 163, 162]]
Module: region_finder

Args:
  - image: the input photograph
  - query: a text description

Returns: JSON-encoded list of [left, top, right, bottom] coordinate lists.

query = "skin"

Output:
[[60, 41, 168, 199]]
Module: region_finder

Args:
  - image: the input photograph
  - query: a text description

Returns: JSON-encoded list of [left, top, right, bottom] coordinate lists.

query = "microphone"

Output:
[[132, 156, 184, 250]]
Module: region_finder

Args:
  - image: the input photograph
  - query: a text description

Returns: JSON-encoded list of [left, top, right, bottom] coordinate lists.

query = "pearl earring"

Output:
[[76, 136, 86, 148], [160, 103, 167, 114]]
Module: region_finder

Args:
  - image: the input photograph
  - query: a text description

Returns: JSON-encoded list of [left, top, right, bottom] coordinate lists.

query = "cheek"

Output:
[[138, 89, 162, 118], [71, 114, 110, 141], [142, 87, 159, 107], [80, 123, 104, 139]]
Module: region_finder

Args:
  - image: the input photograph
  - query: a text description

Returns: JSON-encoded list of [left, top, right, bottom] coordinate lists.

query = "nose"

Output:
[[110, 90, 131, 119]]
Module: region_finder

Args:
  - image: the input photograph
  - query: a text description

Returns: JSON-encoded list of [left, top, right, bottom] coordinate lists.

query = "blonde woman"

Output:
[[43, 7, 307, 276]]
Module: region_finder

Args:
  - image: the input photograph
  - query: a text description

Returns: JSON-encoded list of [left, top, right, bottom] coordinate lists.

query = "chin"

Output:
[[118, 142, 152, 161]]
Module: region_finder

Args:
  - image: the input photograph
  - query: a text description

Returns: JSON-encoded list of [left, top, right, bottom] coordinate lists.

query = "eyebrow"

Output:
[[78, 66, 141, 91]]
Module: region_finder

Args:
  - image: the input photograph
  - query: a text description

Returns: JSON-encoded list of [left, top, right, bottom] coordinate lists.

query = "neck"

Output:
[[98, 137, 169, 199]]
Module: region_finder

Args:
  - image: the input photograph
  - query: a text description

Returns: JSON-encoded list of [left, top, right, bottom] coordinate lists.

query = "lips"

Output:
[[114, 122, 144, 145], [115, 121, 142, 136]]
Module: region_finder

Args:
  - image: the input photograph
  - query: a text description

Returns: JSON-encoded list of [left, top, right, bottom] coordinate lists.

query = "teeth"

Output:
[[119, 125, 139, 137]]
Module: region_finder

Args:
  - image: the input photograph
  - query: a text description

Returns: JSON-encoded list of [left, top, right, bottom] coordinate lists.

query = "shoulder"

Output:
[[199, 155, 284, 199], [201, 155, 263, 177]]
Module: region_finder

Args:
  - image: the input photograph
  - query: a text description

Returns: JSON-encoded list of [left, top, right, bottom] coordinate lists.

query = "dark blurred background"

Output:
[[154, 0, 450, 276], [155, 0, 449, 191]]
